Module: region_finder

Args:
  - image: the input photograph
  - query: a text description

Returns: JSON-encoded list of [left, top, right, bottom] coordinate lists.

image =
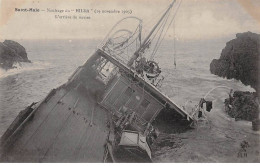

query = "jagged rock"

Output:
[[3, 40, 30, 62], [224, 91, 259, 121], [252, 119, 260, 131], [0, 40, 31, 70], [211, 32, 260, 128], [210, 31, 260, 93]]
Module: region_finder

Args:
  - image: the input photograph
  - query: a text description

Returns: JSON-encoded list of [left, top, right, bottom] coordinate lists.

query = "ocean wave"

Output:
[[0, 61, 51, 79]]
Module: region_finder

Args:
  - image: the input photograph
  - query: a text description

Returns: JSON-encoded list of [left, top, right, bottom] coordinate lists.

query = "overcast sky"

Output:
[[0, 0, 259, 40]]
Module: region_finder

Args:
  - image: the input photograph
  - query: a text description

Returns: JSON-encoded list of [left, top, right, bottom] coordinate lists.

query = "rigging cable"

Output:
[[141, 5, 170, 37], [150, 8, 172, 60], [151, 0, 182, 59], [147, 13, 169, 51], [150, 0, 183, 60], [174, 18, 176, 69]]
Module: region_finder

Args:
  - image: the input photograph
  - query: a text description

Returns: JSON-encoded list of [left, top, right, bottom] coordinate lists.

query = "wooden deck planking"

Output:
[[75, 126, 108, 162], [41, 112, 88, 162], [72, 125, 96, 161], [90, 105, 108, 130], [8, 88, 68, 152], [86, 128, 108, 162], [75, 105, 109, 162], [2, 87, 110, 162], [41, 92, 101, 162], [12, 89, 78, 161]]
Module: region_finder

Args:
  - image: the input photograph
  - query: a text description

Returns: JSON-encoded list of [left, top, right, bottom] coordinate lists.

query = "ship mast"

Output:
[[127, 0, 176, 67]]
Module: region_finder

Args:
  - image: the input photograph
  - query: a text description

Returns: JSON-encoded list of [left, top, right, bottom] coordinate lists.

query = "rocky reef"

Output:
[[210, 32, 260, 129], [0, 40, 31, 70], [210, 31, 259, 92], [224, 91, 259, 121]]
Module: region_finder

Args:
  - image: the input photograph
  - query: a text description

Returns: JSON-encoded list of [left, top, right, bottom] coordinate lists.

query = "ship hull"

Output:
[[0, 47, 192, 162], [0, 85, 110, 162]]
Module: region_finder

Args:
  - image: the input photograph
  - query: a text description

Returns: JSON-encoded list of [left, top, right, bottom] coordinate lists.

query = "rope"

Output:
[[150, 9, 172, 60], [141, 5, 170, 36], [143, 13, 170, 57], [109, 25, 141, 51], [150, 0, 183, 60], [173, 18, 176, 69]]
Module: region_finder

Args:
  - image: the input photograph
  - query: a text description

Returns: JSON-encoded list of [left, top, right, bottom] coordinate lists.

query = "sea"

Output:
[[0, 37, 258, 162]]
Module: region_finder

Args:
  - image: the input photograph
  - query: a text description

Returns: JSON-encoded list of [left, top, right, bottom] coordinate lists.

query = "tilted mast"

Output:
[[127, 0, 176, 67]]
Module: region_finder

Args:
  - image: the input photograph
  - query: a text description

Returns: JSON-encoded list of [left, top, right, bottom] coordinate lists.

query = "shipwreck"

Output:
[[0, 0, 196, 162]]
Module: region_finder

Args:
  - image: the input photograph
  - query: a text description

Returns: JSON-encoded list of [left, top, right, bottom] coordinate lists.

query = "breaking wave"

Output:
[[0, 61, 51, 79]]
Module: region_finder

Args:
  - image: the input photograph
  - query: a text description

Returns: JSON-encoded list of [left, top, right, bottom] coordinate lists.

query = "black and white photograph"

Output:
[[0, 0, 259, 163]]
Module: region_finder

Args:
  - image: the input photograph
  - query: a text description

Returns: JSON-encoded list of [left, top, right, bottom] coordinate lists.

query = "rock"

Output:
[[224, 91, 259, 121], [252, 119, 260, 131], [3, 40, 30, 62], [212, 32, 260, 130], [0, 40, 31, 70], [210, 32, 260, 93]]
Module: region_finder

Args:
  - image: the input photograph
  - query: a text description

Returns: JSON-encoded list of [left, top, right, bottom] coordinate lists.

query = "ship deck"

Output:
[[98, 49, 193, 121], [1, 87, 110, 162]]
